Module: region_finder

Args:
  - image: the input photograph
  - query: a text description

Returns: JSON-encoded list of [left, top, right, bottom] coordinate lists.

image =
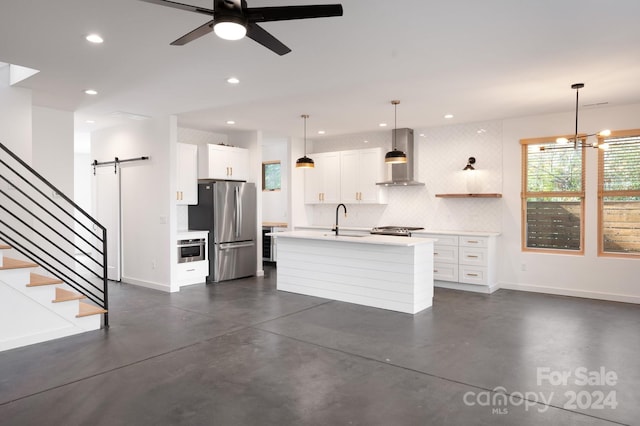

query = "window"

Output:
[[598, 130, 640, 257], [521, 137, 585, 253], [262, 161, 281, 191]]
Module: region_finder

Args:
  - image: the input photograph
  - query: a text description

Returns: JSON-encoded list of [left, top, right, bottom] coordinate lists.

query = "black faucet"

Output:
[[333, 203, 347, 236]]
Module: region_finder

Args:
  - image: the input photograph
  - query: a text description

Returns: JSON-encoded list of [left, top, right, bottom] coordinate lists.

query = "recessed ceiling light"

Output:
[[419, 133, 425, 137], [84, 89, 98, 95], [86, 34, 103, 44], [226, 120, 235, 125], [477, 128, 487, 134], [227, 77, 240, 84], [379, 123, 387, 127], [85, 120, 95, 124], [363, 140, 369, 144], [317, 130, 325, 135], [444, 114, 454, 119]]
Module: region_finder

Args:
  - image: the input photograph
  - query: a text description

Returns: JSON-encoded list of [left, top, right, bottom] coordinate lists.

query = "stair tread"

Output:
[[0, 244, 10, 250], [53, 287, 86, 303], [77, 301, 107, 318], [27, 272, 63, 287], [0, 257, 38, 270]]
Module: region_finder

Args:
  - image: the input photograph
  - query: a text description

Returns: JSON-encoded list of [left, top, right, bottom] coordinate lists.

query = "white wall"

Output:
[[0, 65, 32, 162], [500, 103, 640, 303], [32, 106, 74, 195], [91, 116, 175, 292]]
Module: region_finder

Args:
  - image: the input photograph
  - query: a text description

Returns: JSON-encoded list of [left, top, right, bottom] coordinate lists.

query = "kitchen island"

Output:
[[272, 231, 436, 314]]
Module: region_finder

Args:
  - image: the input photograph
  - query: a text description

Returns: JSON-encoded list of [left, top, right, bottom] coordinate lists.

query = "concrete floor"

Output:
[[0, 266, 638, 425]]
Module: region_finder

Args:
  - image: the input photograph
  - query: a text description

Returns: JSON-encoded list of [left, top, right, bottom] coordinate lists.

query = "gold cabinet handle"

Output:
[[467, 255, 479, 259], [467, 240, 479, 244], [467, 273, 479, 277]]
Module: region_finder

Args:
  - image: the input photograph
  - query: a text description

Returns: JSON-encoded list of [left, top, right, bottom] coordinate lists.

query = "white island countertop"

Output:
[[271, 231, 436, 247]]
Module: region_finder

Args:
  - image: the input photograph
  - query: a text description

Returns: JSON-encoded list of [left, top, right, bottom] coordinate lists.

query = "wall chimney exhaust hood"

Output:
[[376, 128, 425, 186]]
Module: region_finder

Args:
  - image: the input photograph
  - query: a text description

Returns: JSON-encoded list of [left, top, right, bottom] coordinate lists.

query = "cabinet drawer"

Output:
[[460, 247, 488, 266], [459, 265, 488, 285], [459, 236, 488, 248], [433, 262, 458, 282], [433, 245, 458, 264], [176, 260, 208, 278], [420, 234, 458, 246]]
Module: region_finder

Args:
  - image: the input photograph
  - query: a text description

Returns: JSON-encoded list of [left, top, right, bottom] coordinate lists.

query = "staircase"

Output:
[[1, 141, 109, 352], [1, 246, 106, 351]]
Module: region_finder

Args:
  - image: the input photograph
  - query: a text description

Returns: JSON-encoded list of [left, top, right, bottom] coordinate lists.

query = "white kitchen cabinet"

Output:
[[199, 144, 249, 181], [415, 231, 499, 293], [304, 151, 341, 204], [340, 148, 387, 204], [176, 143, 198, 205]]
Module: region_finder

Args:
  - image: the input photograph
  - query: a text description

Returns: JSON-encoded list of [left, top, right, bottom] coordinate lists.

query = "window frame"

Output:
[[520, 135, 586, 255], [597, 129, 640, 258], [262, 160, 282, 192]]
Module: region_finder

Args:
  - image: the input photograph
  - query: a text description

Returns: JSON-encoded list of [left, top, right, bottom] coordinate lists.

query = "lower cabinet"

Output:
[[415, 232, 499, 293], [175, 261, 208, 286]]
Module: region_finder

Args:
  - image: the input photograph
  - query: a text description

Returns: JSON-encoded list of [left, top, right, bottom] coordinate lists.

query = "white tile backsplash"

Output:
[[308, 120, 503, 232]]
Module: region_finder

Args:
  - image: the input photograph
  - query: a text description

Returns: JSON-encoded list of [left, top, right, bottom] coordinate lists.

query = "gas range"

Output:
[[370, 226, 424, 237]]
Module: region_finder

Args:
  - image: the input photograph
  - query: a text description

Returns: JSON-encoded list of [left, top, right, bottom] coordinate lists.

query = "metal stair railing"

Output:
[[0, 141, 108, 327]]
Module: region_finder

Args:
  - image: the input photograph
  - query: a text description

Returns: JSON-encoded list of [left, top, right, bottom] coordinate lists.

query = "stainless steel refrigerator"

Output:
[[188, 181, 257, 283]]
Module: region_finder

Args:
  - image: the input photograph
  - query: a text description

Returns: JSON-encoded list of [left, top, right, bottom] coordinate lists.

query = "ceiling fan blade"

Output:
[[170, 20, 214, 45], [246, 4, 343, 22], [138, 0, 214, 17], [246, 22, 291, 56]]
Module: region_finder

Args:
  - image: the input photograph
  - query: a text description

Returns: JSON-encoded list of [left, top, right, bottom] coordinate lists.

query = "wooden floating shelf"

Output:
[[435, 193, 503, 198]]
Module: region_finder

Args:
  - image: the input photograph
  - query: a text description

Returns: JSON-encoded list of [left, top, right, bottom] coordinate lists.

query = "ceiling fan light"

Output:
[[598, 129, 612, 137], [598, 143, 610, 150], [556, 137, 569, 145], [214, 21, 247, 40], [384, 149, 407, 164]]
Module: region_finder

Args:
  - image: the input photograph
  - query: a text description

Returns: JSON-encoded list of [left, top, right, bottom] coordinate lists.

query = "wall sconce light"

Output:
[[463, 157, 476, 171]]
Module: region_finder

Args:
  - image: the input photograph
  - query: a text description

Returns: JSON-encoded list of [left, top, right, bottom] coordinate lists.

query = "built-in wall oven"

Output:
[[177, 238, 206, 263]]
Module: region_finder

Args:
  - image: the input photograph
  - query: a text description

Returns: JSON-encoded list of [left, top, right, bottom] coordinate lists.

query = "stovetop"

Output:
[[370, 226, 424, 236]]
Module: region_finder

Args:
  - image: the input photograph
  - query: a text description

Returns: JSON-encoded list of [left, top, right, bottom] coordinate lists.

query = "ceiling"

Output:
[[2, 0, 640, 139]]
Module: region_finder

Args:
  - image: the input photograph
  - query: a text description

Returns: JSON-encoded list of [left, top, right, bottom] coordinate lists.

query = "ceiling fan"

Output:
[[139, 0, 343, 55]]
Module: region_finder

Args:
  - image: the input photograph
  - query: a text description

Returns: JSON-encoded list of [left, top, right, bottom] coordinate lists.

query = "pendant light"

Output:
[[555, 83, 611, 149], [385, 100, 407, 164], [296, 114, 314, 168]]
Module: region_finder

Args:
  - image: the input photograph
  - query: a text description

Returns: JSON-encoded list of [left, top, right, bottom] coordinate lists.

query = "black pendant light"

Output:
[[385, 100, 407, 164], [296, 114, 314, 168]]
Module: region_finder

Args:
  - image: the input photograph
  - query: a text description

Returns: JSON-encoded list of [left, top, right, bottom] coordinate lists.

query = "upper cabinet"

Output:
[[199, 144, 249, 181], [340, 148, 387, 204], [304, 148, 387, 204], [304, 151, 341, 204], [176, 143, 198, 205]]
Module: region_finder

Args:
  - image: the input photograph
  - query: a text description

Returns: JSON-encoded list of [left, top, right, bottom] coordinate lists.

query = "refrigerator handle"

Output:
[[235, 186, 241, 239]]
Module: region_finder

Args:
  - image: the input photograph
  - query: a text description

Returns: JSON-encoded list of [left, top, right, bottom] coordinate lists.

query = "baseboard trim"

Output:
[[434, 280, 499, 294], [499, 281, 640, 305], [121, 276, 175, 293]]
